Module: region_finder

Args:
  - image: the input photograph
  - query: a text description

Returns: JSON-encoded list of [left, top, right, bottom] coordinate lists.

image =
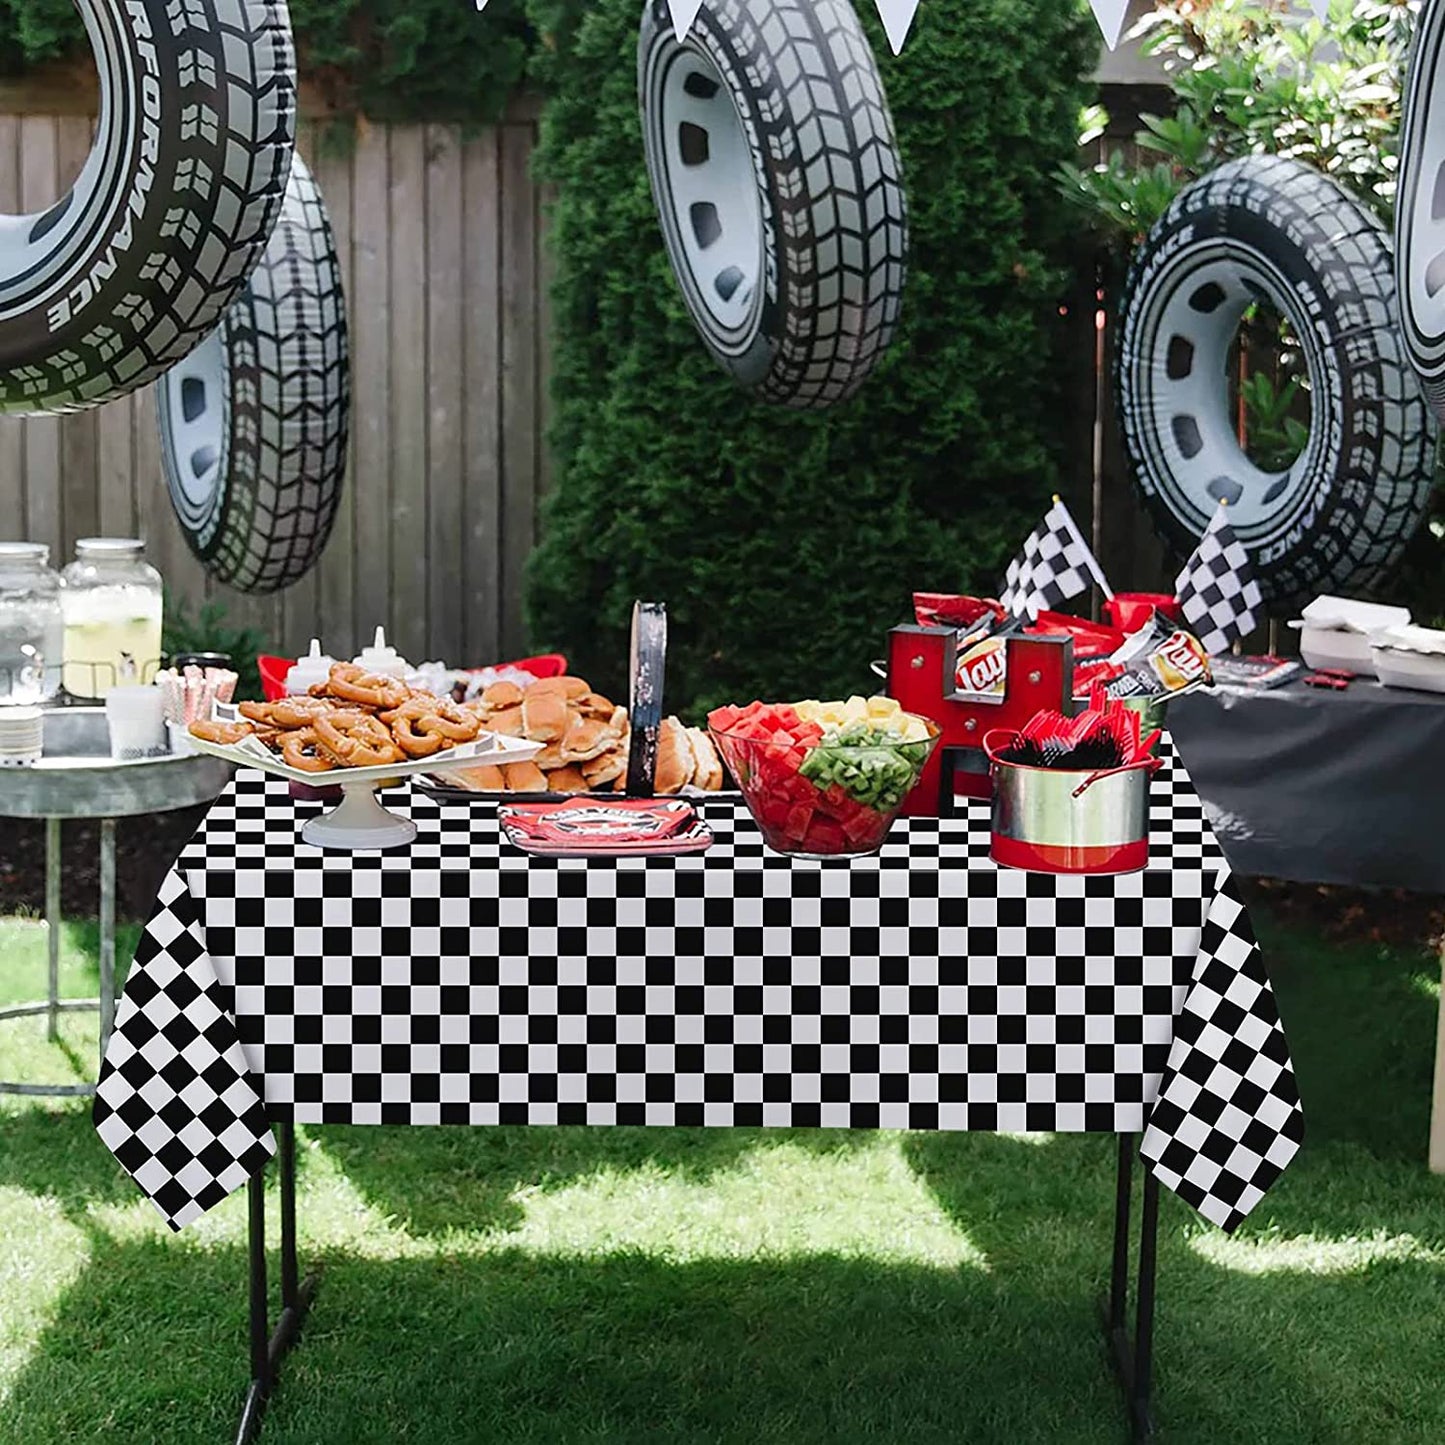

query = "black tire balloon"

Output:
[[1116, 155, 1434, 604], [638, 0, 907, 409], [158, 155, 348, 594], [1397, 0, 1445, 422], [0, 0, 296, 416]]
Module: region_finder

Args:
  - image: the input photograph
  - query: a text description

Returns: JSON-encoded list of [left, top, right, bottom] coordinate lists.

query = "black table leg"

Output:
[[1103, 1133, 1158, 1443], [234, 1122, 317, 1445]]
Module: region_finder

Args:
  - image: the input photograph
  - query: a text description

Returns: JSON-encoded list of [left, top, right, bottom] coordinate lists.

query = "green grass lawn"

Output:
[[1, 910, 1443, 1443]]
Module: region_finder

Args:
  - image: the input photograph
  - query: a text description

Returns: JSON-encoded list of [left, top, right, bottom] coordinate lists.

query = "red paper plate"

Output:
[[499, 798, 713, 856]]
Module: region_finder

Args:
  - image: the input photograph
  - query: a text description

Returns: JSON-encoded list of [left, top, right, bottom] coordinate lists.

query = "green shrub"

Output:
[[0, 0, 536, 122], [524, 0, 1097, 716]]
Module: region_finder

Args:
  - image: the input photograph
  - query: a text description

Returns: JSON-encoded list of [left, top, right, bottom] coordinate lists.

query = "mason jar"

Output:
[[61, 538, 164, 698], [0, 542, 64, 704]]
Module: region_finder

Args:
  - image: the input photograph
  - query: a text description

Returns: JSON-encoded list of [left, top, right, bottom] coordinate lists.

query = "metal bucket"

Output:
[[985, 741, 1158, 875]]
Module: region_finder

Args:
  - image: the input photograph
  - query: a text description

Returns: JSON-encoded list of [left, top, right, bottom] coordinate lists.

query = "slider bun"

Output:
[[581, 749, 627, 787], [560, 715, 613, 763], [687, 728, 723, 791], [487, 706, 524, 737], [453, 763, 507, 791], [521, 689, 568, 742], [528, 675, 591, 701], [482, 681, 524, 709], [547, 764, 591, 794], [654, 716, 695, 796], [500, 760, 547, 792]]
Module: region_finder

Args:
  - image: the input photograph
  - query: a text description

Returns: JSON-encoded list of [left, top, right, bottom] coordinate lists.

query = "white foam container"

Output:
[[1299, 626, 1378, 675], [1293, 596, 1413, 678], [1371, 625, 1445, 693]]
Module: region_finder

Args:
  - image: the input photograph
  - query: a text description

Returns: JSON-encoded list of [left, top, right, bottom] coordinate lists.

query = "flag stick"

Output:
[[1053, 495, 1114, 599]]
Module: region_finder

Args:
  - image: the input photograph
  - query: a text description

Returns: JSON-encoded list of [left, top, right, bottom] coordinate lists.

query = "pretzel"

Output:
[[314, 710, 405, 768], [280, 727, 336, 773], [189, 718, 255, 746], [315, 663, 410, 711], [415, 710, 480, 743], [390, 714, 446, 758], [240, 696, 330, 729]]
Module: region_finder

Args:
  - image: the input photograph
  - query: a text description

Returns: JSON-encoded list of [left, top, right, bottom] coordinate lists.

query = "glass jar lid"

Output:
[[0, 541, 50, 564], [74, 537, 146, 559]]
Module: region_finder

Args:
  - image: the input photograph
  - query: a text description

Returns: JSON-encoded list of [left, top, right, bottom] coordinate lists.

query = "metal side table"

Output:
[[0, 708, 230, 1097]]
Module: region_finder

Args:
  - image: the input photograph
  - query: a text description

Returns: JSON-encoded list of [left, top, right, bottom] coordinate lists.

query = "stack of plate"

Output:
[[0, 706, 44, 767]]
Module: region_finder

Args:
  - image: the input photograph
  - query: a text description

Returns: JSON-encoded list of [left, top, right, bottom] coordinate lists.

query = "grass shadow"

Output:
[[0, 1102, 138, 1215], [9, 1217, 1439, 1444], [314, 1123, 882, 1238]]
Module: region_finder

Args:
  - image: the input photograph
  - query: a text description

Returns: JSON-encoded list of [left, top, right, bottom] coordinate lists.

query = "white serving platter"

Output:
[[185, 706, 546, 849]]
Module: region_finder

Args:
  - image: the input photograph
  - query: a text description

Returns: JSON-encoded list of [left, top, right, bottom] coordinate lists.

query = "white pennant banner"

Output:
[[1088, 0, 1131, 51], [667, 0, 707, 40], [873, 0, 922, 54], [469, 0, 1321, 55]]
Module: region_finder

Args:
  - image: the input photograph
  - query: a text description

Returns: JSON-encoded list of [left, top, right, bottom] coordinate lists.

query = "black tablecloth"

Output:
[[1170, 679, 1445, 893]]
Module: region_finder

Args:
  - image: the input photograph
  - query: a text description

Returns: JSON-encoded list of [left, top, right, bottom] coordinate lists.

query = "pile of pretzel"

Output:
[[188, 663, 489, 772]]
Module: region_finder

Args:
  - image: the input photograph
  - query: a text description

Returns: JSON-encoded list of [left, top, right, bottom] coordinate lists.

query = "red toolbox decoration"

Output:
[[886, 624, 1074, 815]]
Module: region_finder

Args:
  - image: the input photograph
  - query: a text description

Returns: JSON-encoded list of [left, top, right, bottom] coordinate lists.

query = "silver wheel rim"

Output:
[[1130, 243, 1324, 543], [161, 327, 227, 530], [0, 0, 134, 314], [649, 42, 763, 344]]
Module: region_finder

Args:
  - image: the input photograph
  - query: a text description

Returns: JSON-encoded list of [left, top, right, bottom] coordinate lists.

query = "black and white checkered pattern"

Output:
[[1175, 508, 1263, 655], [94, 738, 1302, 1233], [1000, 500, 1100, 619]]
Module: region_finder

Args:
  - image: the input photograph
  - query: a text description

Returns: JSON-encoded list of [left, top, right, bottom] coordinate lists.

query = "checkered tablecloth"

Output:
[[94, 738, 1302, 1232]]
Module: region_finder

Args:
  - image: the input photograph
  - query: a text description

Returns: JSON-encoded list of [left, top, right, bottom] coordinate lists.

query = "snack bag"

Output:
[[1103, 625, 1212, 700], [953, 634, 1009, 698], [913, 593, 1005, 630]]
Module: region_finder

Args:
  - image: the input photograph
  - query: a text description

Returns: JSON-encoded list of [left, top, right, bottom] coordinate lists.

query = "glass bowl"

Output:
[[710, 716, 940, 859]]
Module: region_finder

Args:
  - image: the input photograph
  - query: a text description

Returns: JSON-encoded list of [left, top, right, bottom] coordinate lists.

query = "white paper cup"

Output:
[[0, 704, 43, 767], [105, 686, 168, 760]]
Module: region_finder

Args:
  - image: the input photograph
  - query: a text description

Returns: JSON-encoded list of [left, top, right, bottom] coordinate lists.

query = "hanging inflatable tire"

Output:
[[0, 0, 295, 417], [1116, 155, 1435, 604], [1397, 0, 1445, 422], [157, 154, 348, 594], [638, 0, 907, 409]]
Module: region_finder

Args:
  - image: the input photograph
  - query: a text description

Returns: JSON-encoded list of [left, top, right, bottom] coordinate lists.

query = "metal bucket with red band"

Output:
[[983, 730, 1161, 875]]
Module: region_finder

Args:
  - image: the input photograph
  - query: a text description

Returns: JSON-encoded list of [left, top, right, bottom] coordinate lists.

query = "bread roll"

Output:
[[482, 681, 524, 709], [532, 740, 567, 770], [688, 728, 723, 791], [654, 717, 696, 796], [452, 763, 506, 792], [528, 675, 591, 701], [581, 748, 627, 788], [547, 764, 591, 794], [487, 706, 524, 737], [560, 715, 612, 762], [521, 689, 568, 741], [500, 761, 547, 792], [576, 691, 615, 719]]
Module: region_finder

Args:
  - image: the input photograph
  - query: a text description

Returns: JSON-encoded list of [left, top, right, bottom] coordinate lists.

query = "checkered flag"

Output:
[[1000, 499, 1110, 619], [1175, 506, 1262, 655]]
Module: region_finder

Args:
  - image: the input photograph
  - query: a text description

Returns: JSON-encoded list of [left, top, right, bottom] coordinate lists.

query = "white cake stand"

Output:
[[301, 778, 419, 850], [188, 720, 546, 851]]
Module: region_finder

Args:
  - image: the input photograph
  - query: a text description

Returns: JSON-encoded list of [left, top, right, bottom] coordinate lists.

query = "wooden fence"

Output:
[[0, 87, 552, 668]]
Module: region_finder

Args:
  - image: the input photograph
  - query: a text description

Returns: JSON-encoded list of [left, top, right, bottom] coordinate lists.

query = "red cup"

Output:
[[1103, 593, 1183, 634]]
